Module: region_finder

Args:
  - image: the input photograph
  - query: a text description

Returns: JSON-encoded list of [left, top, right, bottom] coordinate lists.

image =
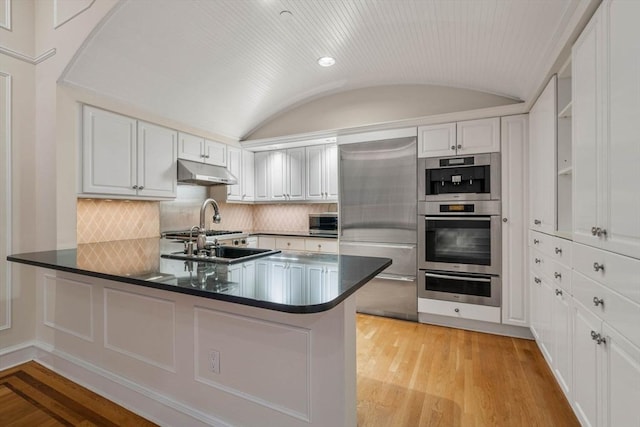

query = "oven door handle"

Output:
[[424, 216, 492, 221], [424, 272, 491, 282], [376, 273, 416, 282]]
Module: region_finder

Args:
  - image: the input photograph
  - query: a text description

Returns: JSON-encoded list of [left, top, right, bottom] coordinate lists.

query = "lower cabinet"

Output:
[[257, 235, 338, 254], [417, 298, 501, 323]]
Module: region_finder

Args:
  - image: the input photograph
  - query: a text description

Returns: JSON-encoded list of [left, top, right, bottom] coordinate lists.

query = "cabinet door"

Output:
[[501, 115, 528, 326], [602, 323, 640, 427], [269, 150, 287, 200], [226, 146, 242, 200], [137, 121, 177, 198], [242, 150, 255, 201], [572, 301, 602, 427], [177, 132, 204, 162], [203, 140, 226, 166], [572, 10, 602, 248], [417, 123, 456, 158], [530, 272, 543, 341], [287, 147, 306, 200], [305, 145, 325, 200], [529, 76, 557, 233], [324, 144, 339, 200], [456, 117, 500, 155], [82, 106, 137, 196], [601, 0, 640, 260], [551, 288, 572, 398], [254, 151, 269, 201]]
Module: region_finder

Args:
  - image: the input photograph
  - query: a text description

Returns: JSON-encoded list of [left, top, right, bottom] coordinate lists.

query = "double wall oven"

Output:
[[417, 153, 502, 307]]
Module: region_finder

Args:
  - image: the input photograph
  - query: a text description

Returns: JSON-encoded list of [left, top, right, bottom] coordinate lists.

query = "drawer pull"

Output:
[[591, 330, 599, 340], [534, 277, 541, 284], [590, 331, 606, 345], [593, 297, 604, 307], [534, 219, 542, 225], [535, 258, 541, 264], [554, 272, 562, 279], [454, 308, 460, 313], [555, 247, 562, 255], [591, 226, 598, 236], [533, 239, 540, 245], [555, 289, 563, 296], [593, 262, 605, 272]]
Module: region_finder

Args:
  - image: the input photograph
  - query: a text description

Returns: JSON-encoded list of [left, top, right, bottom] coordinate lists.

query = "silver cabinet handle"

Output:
[[454, 308, 460, 313], [555, 289, 563, 296], [591, 330, 599, 340], [554, 272, 562, 279], [591, 226, 598, 236], [533, 239, 540, 244], [555, 247, 562, 254], [591, 331, 607, 345], [503, 217, 508, 223], [205, 154, 210, 159], [535, 258, 541, 264], [534, 219, 542, 225], [593, 262, 605, 272], [457, 144, 462, 149], [450, 145, 456, 150], [132, 185, 138, 189], [597, 228, 607, 237], [138, 185, 144, 190], [593, 296, 604, 307], [534, 277, 541, 284]]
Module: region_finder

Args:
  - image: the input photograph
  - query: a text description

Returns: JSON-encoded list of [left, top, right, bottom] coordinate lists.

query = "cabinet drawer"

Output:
[[304, 238, 338, 254], [529, 231, 572, 265], [573, 270, 640, 348], [548, 259, 572, 293], [529, 230, 552, 253], [275, 237, 306, 251], [418, 298, 501, 323], [258, 236, 275, 249], [530, 248, 548, 275], [573, 242, 640, 305]]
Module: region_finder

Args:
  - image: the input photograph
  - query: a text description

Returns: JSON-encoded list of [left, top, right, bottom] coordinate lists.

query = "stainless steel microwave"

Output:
[[309, 213, 338, 235]]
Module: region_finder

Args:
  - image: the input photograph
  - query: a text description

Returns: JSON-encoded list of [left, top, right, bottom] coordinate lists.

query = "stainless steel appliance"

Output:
[[339, 130, 418, 321], [417, 270, 501, 307], [177, 159, 238, 186], [417, 200, 502, 275], [308, 212, 338, 235], [418, 153, 501, 202]]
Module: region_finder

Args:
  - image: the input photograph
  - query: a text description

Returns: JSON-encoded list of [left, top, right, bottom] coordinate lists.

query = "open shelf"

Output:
[[558, 101, 572, 118], [558, 166, 573, 176]]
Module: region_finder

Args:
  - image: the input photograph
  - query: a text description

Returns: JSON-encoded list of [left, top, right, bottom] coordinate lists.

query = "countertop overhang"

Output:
[[7, 238, 391, 314]]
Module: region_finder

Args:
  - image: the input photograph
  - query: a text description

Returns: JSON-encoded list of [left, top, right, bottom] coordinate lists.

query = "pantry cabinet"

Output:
[[417, 117, 499, 158], [572, 0, 640, 259], [305, 144, 338, 201], [82, 106, 176, 199]]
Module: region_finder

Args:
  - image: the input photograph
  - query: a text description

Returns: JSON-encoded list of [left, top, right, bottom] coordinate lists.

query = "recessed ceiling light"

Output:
[[317, 56, 336, 67]]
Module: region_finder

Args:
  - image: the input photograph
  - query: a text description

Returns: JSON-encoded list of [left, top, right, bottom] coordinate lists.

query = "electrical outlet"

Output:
[[209, 349, 220, 374]]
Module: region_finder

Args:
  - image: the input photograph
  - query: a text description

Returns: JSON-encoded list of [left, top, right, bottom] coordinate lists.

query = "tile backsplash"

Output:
[[78, 186, 337, 243]]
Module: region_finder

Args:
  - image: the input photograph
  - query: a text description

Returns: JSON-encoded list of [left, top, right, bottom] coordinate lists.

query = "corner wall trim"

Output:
[[0, 71, 11, 332], [0, 46, 56, 65], [54, 0, 96, 29]]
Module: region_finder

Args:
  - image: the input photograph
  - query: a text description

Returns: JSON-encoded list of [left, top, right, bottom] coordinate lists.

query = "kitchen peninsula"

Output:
[[7, 238, 391, 426]]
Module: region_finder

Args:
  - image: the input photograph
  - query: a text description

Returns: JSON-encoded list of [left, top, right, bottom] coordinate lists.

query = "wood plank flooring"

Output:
[[357, 314, 580, 427], [1, 315, 579, 426], [0, 361, 156, 426]]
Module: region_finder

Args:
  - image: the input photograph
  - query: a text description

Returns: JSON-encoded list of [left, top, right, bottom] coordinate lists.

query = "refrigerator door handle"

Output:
[[339, 242, 416, 250], [376, 273, 416, 282]]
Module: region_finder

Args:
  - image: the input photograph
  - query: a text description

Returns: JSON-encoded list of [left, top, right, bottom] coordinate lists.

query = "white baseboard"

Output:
[[1, 341, 232, 427], [418, 312, 534, 339]]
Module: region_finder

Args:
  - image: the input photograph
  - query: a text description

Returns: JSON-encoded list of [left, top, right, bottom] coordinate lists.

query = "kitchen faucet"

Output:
[[197, 198, 222, 250]]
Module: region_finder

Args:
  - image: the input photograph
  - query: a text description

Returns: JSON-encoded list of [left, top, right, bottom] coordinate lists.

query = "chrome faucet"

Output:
[[197, 198, 221, 250]]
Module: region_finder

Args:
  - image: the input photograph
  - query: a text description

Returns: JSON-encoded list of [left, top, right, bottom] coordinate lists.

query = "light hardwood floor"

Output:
[[357, 314, 580, 427], [1, 315, 579, 426]]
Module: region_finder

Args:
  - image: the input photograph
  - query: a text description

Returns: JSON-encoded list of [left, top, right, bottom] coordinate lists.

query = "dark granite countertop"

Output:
[[7, 238, 390, 314]]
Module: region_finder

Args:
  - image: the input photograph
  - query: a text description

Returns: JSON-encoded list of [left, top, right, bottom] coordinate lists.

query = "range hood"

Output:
[[177, 159, 238, 186]]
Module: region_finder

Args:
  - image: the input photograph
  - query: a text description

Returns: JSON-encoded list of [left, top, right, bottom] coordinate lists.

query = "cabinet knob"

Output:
[[593, 296, 604, 307], [503, 217, 508, 223], [535, 258, 541, 264], [138, 186, 144, 190], [132, 185, 138, 189], [450, 145, 456, 150], [596, 228, 607, 238], [533, 239, 539, 244], [454, 308, 460, 313], [534, 277, 541, 284], [555, 289, 563, 296], [555, 247, 562, 255], [534, 219, 542, 225], [205, 154, 210, 159], [591, 330, 599, 340], [554, 272, 562, 279], [593, 262, 605, 272], [457, 144, 462, 149]]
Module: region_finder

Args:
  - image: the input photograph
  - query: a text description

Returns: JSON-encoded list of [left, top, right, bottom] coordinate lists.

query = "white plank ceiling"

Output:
[[61, 0, 588, 140]]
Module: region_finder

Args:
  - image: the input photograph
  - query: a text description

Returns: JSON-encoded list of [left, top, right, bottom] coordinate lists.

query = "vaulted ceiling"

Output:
[[61, 0, 592, 141]]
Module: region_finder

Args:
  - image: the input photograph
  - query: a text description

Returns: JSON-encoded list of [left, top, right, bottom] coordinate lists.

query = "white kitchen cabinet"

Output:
[[254, 151, 269, 201], [82, 106, 176, 199], [304, 238, 338, 254], [529, 75, 557, 234], [226, 147, 254, 202], [417, 118, 500, 158], [268, 261, 305, 305], [530, 270, 554, 363], [257, 235, 275, 249], [269, 148, 305, 201], [306, 264, 340, 302], [275, 236, 306, 252], [417, 122, 456, 157], [177, 132, 226, 167], [551, 285, 572, 397], [456, 117, 500, 155], [501, 115, 528, 327], [417, 298, 501, 323], [305, 144, 338, 202], [573, 0, 640, 260]]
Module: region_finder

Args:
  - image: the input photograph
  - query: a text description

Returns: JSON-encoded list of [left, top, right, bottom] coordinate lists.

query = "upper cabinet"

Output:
[[418, 117, 500, 158], [269, 148, 305, 201], [573, 0, 640, 259], [177, 132, 226, 167], [305, 144, 338, 202], [82, 106, 177, 199], [529, 76, 557, 234], [226, 146, 254, 202]]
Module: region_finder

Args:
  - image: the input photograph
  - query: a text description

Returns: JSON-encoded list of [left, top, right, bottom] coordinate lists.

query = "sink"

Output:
[[161, 246, 280, 264]]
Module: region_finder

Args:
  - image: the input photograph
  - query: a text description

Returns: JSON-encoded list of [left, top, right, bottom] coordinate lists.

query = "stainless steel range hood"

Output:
[[177, 159, 238, 186]]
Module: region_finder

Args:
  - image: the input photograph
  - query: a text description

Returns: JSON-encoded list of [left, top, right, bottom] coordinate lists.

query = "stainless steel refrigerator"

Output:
[[338, 129, 417, 321]]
